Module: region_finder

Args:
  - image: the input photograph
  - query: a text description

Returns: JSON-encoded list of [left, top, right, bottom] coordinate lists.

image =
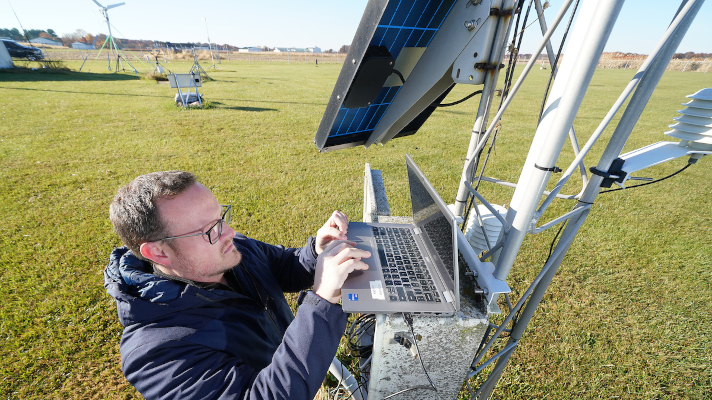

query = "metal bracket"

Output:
[[589, 157, 627, 188], [393, 331, 422, 358], [489, 7, 514, 16], [474, 62, 506, 70]]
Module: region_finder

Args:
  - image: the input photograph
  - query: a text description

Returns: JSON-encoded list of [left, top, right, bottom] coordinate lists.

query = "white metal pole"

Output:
[[539, 0, 708, 215], [492, 0, 626, 282], [453, 0, 521, 217], [453, 0, 574, 217], [535, 0, 558, 70]]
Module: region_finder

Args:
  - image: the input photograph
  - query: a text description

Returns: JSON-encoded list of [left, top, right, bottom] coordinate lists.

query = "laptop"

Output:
[[341, 154, 459, 315]]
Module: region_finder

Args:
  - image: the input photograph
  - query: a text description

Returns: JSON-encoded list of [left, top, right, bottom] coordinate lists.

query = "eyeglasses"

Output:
[[158, 205, 232, 245]]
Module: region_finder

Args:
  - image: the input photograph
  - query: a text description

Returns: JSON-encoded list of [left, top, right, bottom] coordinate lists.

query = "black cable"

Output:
[[599, 163, 692, 194], [537, 0, 581, 123], [391, 68, 405, 84], [545, 216, 569, 265], [461, 1, 534, 230], [333, 314, 375, 399], [402, 313, 438, 393], [438, 90, 483, 107], [510, 205, 571, 327], [501, 0, 534, 100]]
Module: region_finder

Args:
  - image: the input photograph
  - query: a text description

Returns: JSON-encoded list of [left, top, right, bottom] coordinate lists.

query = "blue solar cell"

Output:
[[317, 0, 457, 151]]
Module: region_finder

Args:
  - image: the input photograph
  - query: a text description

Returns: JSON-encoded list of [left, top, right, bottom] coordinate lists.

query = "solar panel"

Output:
[[315, 0, 498, 152]]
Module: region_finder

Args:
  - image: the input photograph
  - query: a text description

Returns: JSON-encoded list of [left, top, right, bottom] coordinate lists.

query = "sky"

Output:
[[0, 0, 710, 55]]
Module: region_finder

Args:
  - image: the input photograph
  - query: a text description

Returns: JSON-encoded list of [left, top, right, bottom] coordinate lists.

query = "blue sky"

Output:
[[1, 0, 710, 54]]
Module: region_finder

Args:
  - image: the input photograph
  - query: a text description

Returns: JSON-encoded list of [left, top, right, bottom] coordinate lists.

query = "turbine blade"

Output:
[[92, 0, 105, 8], [106, 2, 125, 9]]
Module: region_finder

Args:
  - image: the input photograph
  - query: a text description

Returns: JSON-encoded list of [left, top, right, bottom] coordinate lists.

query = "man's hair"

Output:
[[110, 171, 197, 259]]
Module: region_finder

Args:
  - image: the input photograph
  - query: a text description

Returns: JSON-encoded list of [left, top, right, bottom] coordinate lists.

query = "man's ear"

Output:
[[139, 241, 172, 267]]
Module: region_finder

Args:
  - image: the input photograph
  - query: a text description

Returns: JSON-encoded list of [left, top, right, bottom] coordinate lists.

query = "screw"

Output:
[[464, 19, 479, 31]]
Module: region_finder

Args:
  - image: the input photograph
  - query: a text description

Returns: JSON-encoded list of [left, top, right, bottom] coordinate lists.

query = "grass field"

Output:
[[0, 59, 710, 399]]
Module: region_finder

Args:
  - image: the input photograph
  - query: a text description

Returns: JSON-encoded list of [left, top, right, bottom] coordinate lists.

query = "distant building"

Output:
[[71, 42, 94, 50], [274, 47, 321, 53], [164, 42, 199, 50], [238, 47, 263, 53], [274, 47, 307, 53], [29, 37, 62, 46]]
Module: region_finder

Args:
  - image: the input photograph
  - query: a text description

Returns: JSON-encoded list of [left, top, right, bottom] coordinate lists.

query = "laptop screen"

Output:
[[407, 157, 455, 289]]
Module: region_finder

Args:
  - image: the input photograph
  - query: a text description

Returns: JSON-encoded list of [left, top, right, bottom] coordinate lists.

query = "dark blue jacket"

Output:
[[104, 233, 349, 399]]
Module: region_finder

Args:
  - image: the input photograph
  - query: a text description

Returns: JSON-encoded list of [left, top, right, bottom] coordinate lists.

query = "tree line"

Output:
[[673, 51, 712, 60], [2, 26, 352, 53]]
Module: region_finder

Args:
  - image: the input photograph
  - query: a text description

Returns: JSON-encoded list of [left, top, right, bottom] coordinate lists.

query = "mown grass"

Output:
[[0, 59, 710, 399]]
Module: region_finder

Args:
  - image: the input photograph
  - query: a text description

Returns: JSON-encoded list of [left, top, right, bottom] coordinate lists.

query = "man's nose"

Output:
[[222, 222, 236, 240]]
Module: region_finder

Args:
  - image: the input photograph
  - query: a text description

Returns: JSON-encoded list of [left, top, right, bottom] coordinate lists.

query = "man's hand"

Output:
[[315, 210, 350, 255], [314, 240, 371, 304]]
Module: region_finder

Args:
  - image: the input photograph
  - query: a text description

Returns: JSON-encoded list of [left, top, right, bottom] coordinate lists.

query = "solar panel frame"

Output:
[[315, 0, 460, 152]]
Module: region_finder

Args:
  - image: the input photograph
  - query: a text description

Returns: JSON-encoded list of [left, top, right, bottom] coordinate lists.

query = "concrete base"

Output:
[[367, 297, 488, 400], [360, 164, 490, 400]]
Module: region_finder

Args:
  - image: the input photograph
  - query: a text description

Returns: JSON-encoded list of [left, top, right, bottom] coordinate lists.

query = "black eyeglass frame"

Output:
[[157, 205, 232, 245]]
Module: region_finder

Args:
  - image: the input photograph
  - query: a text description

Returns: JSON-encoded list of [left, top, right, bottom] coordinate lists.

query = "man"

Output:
[[104, 170, 370, 399]]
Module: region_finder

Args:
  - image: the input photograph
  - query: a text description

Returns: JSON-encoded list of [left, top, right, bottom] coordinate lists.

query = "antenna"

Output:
[[91, 0, 138, 74], [203, 17, 219, 70]]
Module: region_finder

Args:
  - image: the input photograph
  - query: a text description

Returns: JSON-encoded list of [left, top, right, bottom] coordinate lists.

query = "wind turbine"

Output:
[[91, 0, 137, 74]]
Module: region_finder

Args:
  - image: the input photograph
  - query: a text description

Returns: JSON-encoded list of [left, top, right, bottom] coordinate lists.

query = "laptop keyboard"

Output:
[[373, 227, 442, 303]]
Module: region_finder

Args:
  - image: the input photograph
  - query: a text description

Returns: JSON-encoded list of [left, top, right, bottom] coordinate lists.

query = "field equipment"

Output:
[[317, 0, 709, 398]]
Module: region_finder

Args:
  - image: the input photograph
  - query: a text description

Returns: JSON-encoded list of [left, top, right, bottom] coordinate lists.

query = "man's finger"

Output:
[[330, 210, 349, 234], [320, 227, 348, 241], [329, 246, 371, 266], [322, 240, 354, 255]]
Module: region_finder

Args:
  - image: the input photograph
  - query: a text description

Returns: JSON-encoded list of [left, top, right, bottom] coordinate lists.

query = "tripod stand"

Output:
[[189, 49, 211, 81]]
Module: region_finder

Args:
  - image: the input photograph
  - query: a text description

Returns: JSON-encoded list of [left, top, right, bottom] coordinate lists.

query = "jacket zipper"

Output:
[[264, 301, 280, 334], [235, 268, 282, 335]]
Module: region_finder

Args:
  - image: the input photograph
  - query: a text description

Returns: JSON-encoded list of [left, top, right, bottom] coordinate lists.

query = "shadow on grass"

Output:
[[209, 102, 278, 112], [0, 86, 165, 98], [0, 68, 140, 82]]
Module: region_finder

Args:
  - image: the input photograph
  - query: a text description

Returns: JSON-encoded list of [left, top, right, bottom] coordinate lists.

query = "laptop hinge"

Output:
[[443, 290, 455, 303], [413, 227, 422, 235]]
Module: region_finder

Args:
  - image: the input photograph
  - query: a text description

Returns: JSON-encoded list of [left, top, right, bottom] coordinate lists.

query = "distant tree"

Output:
[[0, 28, 22, 39], [9, 28, 22, 40], [61, 29, 90, 46], [46, 28, 57, 38], [23, 29, 45, 40], [85, 33, 95, 45], [324, 49, 334, 53], [94, 34, 107, 48], [339, 45, 350, 53]]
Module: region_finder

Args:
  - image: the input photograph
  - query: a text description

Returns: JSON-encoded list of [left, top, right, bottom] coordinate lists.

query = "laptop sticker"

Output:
[[370, 280, 385, 300]]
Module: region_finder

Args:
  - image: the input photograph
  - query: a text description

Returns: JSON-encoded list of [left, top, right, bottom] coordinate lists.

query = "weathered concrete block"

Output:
[[367, 299, 488, 400]]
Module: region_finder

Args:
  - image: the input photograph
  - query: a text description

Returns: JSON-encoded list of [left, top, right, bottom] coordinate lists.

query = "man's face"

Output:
[[155, 182, 241, 283]]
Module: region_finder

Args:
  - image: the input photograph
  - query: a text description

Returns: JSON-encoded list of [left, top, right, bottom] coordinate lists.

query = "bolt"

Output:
[[464, 20, 479, 31]]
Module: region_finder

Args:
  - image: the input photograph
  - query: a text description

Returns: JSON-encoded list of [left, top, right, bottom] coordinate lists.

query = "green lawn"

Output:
[[0, 60, 710, 399]]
